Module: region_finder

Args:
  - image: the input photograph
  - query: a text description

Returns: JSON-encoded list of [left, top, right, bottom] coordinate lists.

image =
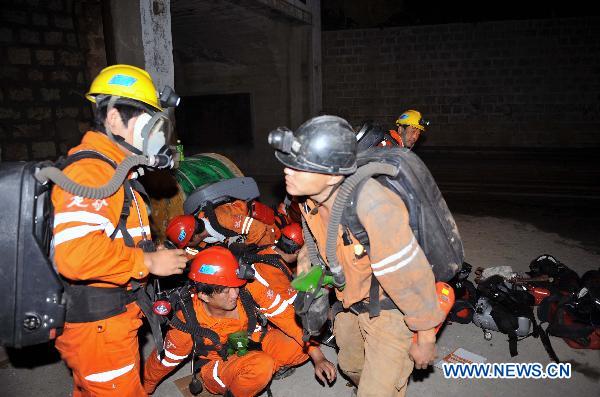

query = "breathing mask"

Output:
[[132, 111, 173, 168], [104, 85, 181, 169]]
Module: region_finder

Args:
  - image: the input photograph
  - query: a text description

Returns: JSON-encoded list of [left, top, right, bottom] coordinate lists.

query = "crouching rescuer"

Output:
[[269, 115, 451, 397], [143, 246, 336, 397]]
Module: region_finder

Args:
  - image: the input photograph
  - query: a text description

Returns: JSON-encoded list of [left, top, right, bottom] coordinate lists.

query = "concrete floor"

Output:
[[1, 201, 599, 397]]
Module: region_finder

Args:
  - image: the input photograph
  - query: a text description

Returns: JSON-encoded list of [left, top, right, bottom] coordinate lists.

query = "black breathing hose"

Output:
[[325, 162, 398, 287], [302, 216, 322, 268], [34, 155, 152, 199]]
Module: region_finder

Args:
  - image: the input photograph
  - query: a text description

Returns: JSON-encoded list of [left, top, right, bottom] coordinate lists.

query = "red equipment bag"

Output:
[[250, 201, 276, 225]]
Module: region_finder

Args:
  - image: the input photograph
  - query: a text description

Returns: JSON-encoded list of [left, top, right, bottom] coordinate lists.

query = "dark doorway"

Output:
[[175, 93, 253, 149]]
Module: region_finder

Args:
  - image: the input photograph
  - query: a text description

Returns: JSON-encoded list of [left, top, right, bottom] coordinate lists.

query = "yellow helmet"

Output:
[[395, 109, 427, 131], [86, 64, 162, 111]]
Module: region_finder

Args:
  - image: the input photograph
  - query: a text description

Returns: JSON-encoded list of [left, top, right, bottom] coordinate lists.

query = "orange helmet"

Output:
[[188, 246, 246, 287], [276, 222, 304, 254], [165, 215, 201, 248]]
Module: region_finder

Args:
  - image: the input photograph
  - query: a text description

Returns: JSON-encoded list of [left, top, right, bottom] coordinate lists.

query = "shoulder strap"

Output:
[[57, 150, 136, 246], [108, 179, 136, 247], [169, 287, 228, 361], [245, 251, 294, 282], [340, 178, 388, 317], [58, 150, 117, 170], [239, 288, 268, 342], [203, 202, 238, 238], [340, 178, 371, 253]]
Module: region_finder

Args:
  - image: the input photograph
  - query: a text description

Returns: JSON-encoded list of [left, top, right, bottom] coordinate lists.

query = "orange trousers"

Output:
[[200, 328, 308, 397], [55, 303, 145, 396]]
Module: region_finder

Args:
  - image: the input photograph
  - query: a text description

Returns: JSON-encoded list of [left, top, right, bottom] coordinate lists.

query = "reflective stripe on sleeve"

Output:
[[251, 265, 270, 287], [264, 296, 296, 318], [53, 224, 150, 246], [54, 211, 113, 228], [164, 349, 188, 361], [53, 224, 108, 246], [370, 237, 416, 270], [160, 359, 180, 367], [241, 217, 254, 235], [372, 246, 419, 277]]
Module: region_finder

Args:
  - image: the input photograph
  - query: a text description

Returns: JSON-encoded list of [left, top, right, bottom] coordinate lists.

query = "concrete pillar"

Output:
[[288, 25, 304, 128], [309, 0, 322, 115], [288, 0, 321, 126], [106, 0, 174, 91], [139, 0, 174, 90], [106, 0, 145, 68]]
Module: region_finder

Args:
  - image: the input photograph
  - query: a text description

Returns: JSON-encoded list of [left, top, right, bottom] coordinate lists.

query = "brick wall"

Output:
[[322, 17, 600, 148], [0, 0, 106, 161]]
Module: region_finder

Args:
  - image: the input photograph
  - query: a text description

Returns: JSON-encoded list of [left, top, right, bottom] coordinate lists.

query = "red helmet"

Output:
[[188, 246, 246, 287], [282, 223, 303, 246], [166, 215, 202, 248], [276, 222, 304, 254]]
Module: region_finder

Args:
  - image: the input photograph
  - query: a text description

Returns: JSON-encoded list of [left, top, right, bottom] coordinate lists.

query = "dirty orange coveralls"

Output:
[[379, 129, 404, 147], [143, 269, 308, 397], [302, 178, 445, 397], [52, 131, 151, 396], [251, 245, 296, 300], [199, 200, 279, 246]]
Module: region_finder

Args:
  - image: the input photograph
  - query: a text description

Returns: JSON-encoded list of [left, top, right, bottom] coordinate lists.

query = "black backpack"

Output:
[[0, 152, 135, 348], [475, 275, 559, 361], [341, 147, 463, 282], [537, 269, 600, 350], [0, 161, 65, 348]]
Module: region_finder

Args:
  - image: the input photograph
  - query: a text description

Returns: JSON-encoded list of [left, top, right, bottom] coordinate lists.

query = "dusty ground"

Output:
[[1, 200, 599, 397]]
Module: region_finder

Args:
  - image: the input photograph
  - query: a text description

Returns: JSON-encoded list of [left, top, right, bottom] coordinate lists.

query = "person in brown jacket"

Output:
[[269, 115, 445, 397]]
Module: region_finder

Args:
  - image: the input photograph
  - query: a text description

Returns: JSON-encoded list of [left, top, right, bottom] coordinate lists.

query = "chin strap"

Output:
[[309, 179, 344, 215]]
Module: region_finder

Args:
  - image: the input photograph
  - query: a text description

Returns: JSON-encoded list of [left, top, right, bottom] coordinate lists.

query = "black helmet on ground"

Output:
[[269, 115, 357, 175]]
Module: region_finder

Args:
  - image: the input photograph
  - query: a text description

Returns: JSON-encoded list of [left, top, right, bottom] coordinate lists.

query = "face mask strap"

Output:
[[104, 96, 145, 155]]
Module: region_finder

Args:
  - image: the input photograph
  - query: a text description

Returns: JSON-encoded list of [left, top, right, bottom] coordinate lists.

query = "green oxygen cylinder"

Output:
[[227, 330, 250, 357], [176, 140, 184, 162], [291, 265, 337, 297]]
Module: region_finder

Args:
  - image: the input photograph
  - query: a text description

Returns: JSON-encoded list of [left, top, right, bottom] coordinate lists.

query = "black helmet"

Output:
[[355, 120, 386, 152], [269, 115, 357, 175]]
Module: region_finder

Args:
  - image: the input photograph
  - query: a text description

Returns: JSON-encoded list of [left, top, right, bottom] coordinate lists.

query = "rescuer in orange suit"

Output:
[[51, 65, 188, 396], [271, 115, 444, 397], [166, 215, 303, 303], [192, 199, 279, 247], [143, 246, 336, 396], [166, 213, 302, 264], [382, 110, 428, 149]]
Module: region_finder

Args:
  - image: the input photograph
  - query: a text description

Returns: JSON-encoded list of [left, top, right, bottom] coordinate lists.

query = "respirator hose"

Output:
[[35, 155, 151, 199], [325, 162, 398, 287], [302, 216, 322, 268]]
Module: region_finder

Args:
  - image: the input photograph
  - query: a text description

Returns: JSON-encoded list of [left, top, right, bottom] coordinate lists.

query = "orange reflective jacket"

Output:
[[143, 281, 305, 391], [52, 131, 150, 287], [301, 179, 445, 331], [200, 200, 279, 245]]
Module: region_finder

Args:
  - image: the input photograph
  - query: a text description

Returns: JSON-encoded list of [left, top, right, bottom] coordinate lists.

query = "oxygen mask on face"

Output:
[[133, 111, 174, 169]]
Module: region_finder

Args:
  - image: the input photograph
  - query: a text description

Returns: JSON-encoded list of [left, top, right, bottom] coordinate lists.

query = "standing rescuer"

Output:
[[384, 109, 428, 149], [143, 246, 336, 397], [52, 64, 188, 396], [269, 115, 445, 397]]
